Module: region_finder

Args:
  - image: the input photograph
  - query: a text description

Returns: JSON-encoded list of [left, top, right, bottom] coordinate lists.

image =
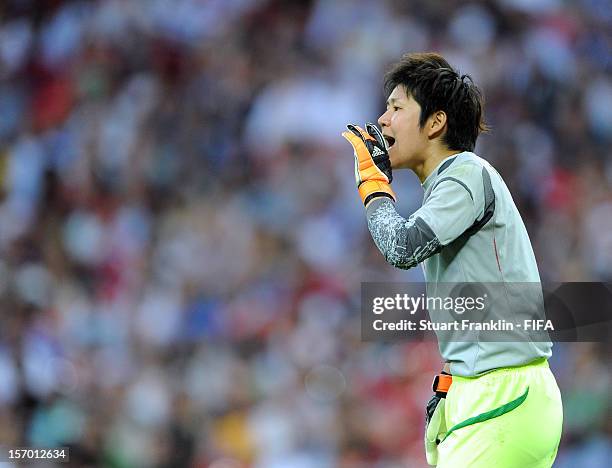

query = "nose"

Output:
[[378, 109, 390, 128]]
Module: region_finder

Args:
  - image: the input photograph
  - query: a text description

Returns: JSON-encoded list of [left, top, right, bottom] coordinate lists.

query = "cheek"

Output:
[[394, 122, 416, 145], [407, 120, 425, 143], [393, 113, 417, 136]]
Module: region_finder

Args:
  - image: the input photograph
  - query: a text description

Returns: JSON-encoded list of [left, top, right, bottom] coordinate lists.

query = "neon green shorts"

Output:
[[437, 358, 563, 468]]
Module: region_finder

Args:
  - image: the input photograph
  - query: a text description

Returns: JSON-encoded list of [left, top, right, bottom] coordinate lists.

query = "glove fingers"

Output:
[[347, 124, 375, 142], [426, 395, 441, 424], [366, 123, 387, 149], [346, 124, 362, 139], [341, 130, 365, 149], [342, 131, 364, 187], [426, 399, 445, 441]]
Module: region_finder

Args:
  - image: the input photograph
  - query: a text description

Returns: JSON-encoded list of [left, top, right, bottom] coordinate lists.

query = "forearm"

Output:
[[366, 198, 442, 269]]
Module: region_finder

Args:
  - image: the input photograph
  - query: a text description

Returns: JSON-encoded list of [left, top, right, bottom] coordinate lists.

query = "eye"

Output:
[[393, 106, 400, 111]]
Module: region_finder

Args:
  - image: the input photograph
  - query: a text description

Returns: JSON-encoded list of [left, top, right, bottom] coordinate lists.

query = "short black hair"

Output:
[[384, 52, 488, 152]]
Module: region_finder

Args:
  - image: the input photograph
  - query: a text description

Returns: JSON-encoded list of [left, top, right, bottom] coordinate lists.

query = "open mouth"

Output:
[[384, 135, 396, 149]]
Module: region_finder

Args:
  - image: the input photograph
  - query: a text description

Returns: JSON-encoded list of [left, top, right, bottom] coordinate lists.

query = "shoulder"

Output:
[[430, 153, 485, 194], [445, 152, 490, 174], [441, 152, 500, 188]]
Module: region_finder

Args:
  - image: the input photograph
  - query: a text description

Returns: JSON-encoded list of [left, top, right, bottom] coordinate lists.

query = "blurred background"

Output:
[[0, 0, 610, 466]]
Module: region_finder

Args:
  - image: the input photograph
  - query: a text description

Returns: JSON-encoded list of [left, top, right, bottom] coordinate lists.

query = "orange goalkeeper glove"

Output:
[[341, 123, 396, 206]]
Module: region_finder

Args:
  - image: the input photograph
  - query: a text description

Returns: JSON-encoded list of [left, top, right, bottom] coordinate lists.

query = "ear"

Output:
[[427, 110, 447, 139]]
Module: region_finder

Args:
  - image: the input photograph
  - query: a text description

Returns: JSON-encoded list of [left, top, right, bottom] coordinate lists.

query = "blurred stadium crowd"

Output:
[[0, 0, 611, 466]]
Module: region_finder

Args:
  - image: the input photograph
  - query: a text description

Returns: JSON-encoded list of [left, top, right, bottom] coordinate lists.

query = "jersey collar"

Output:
[[422, 153, 462, 191]]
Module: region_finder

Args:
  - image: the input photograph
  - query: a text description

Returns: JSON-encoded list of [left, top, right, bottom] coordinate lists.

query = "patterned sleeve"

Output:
[[366, 174, 479, 269]]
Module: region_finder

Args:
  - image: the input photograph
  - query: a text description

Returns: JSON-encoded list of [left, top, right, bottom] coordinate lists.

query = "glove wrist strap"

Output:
[[358, 180, 396, 206], [432, 373, 453, 398]]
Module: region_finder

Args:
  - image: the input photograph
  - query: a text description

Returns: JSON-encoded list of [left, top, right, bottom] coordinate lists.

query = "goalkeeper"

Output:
[[342, 53, 562, 467]]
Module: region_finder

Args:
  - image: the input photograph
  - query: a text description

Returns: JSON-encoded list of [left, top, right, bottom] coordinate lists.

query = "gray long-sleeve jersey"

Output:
[[366, 152, 552, 376]]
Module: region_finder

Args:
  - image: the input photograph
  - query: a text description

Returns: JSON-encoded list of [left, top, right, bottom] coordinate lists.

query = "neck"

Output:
[[413, 147, 460, 183]]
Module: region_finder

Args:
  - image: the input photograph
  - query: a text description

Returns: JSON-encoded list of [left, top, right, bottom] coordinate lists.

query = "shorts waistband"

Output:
[[451, 357, 549, 382]]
